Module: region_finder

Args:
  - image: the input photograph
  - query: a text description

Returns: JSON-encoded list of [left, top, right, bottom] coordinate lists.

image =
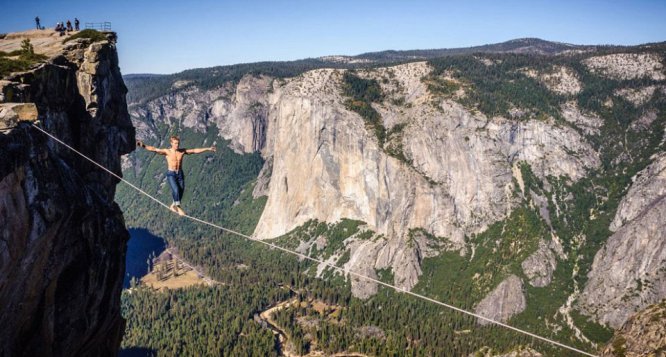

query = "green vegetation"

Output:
[[384, 123, 411, 163], [273, 219, 366, 260], [63, 29, 107, 43], [423, 76, 461, 97], [415, 206, 548, 309], [341, 71, 387, 145], [546, 111, 665, 287], [122, 286, 283, 356], [611, 336, 627, 357], [570, 310, 614, 344], [425, 43, 666, 124], [0, 39, 47, 78], [261, 285, 567, 356], [340, 71, 415, 164], [427, 54, 564, 120]]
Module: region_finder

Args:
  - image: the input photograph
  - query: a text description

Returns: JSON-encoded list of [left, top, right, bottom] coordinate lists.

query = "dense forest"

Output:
[[118, 43, 666, 356]]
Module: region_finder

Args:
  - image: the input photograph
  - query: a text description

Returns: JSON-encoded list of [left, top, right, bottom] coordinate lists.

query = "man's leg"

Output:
[[166, 172, 181, 212], [178, 171, 185, 201], [174, 171, 186, 216]]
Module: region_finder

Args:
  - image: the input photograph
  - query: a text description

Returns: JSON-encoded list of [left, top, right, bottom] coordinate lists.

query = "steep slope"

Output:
[[0, 30, 134, 356], [600, 300, 666, 357], [579, 152, 666, 328]]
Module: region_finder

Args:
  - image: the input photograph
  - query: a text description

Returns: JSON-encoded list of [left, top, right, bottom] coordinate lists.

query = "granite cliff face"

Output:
[[253, 62, 598, 295], [474, 275, 527, 326], [129, 75, 271, 154], [0, 31, 134, 356], [579, 152, 666, 329]]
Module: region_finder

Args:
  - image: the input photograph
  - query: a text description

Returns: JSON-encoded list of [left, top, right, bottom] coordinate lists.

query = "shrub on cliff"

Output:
[[0, 40, 47, 78], [63, 29, 107, 43]]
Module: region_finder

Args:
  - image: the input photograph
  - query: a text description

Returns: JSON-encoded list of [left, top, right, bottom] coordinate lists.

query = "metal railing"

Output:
[[84, 22, 112, 31]]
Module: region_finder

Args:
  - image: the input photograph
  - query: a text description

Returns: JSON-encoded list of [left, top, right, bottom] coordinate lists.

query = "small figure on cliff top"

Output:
[[35, 16, 40, 29], [74, 18, 80, 31], [136, 136, 216, 216], [66, 20, 73, 32], [55, 22, 65, 36]]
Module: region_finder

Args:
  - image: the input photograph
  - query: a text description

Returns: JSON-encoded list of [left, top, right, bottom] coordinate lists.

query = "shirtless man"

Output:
[[136, 136, 216, 215]]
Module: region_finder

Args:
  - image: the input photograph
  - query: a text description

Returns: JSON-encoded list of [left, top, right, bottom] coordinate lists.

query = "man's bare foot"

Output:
[[175, 206, 186, 216], [169, 203, 178, 213]]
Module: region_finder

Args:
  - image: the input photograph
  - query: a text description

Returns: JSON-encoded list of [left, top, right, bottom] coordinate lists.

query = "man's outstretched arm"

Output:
[[136, 141, 168, 155], [184, 146, 216, 154]]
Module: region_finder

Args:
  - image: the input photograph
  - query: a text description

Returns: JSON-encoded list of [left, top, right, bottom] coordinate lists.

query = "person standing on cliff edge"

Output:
[[35, 16, 40, 29], [136, 136, 216, 216]]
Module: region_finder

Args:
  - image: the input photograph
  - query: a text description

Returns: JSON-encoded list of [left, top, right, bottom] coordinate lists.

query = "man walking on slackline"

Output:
[[137, 136, 216, 216]]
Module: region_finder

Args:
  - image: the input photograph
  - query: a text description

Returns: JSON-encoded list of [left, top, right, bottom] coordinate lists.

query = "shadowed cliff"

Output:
[[0, 30, 134, 356]]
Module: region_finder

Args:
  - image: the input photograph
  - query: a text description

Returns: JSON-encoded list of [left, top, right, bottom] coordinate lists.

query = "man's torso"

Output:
[[165, 149, 186, 171]]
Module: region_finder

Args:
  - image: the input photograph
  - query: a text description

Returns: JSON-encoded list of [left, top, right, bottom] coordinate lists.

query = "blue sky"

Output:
[[1, 0, 665, 74]]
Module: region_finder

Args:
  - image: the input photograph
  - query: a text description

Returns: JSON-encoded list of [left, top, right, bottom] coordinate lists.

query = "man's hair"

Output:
[[170, 135, 180, 142]]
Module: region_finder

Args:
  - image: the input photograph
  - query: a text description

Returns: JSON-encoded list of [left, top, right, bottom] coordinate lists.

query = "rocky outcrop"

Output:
[[255, 63, 599, 240], [0, 103, 38, 128], [0, 31, 134, 356], [583, 53, 665, 80], [521, 240, 557, 287], [615, 85, 662, 106], [522, 65, 582, 95], [600, 300, 666, 357], [630, 110, 658, 132], [609, 152, 666, 231], [474, 275, 526, 325], [252, 155, 273, 198], [131, 75, 271, 154], [579, 153, 666, 329], [560, 101, 604, 136]]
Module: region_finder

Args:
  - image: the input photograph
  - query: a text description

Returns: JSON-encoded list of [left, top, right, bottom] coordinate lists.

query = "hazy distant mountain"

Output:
[[339, 38, 600, 62]]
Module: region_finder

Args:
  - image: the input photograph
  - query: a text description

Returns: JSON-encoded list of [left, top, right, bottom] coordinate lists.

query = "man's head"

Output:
[[170, 136, 180, 149]]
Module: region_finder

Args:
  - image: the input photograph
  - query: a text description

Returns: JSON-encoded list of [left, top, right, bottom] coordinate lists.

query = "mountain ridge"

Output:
[[124, 38, 664, 105]]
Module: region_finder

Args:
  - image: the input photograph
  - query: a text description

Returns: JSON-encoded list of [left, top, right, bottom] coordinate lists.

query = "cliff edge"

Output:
[[0, 30, 134, 356]]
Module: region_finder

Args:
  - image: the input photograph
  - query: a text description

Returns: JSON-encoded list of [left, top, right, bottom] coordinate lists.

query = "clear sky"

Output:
[[1, 0, 665, 74]]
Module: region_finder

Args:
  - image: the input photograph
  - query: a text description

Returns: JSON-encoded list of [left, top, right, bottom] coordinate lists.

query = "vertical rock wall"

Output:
[[0, 33, 134, 356]]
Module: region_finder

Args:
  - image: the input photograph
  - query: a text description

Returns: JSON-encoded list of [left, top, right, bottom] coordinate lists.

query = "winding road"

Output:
[[257, 298, 368, 357]]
